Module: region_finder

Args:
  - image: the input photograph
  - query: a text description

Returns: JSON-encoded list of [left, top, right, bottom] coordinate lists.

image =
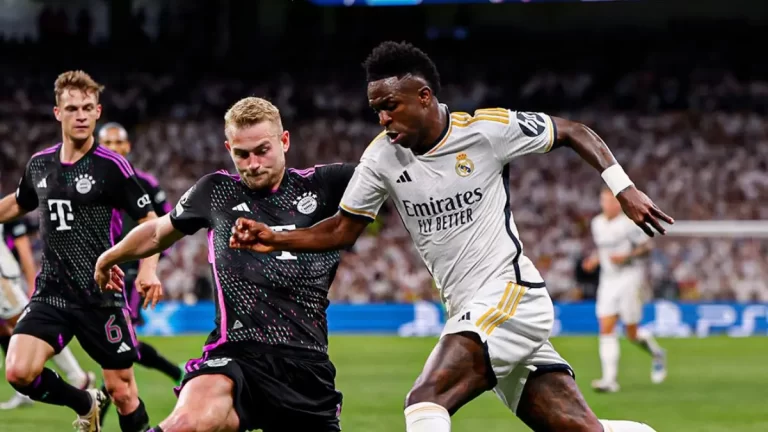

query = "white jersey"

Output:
[[0, 224, 21, 279], [340, 105, 556, 316], [590, 213, 649, 281]]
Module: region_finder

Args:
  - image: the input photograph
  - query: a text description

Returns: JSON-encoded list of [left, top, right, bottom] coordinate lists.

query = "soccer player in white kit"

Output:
[[230, 41, 674, 432], [584, 188, 667, 393]]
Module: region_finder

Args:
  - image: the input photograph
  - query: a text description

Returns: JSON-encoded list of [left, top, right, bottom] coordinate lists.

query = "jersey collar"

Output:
[[417, 104, 451, 158]]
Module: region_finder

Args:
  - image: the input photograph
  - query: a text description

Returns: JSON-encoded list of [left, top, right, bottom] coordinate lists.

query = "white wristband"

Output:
[[601, 164, 634, 196]]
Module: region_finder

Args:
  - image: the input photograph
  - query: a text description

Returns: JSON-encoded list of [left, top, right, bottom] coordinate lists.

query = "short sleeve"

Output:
[[5, 219, 28, 239], [136, 171, 172, 216], [114, 172, 153, 222], [15, 163, 38, 212], [314, 163, 357, 209], [169, 178, 212, 235], [489, 110, 557, 164], [338, 157, 388, 222]]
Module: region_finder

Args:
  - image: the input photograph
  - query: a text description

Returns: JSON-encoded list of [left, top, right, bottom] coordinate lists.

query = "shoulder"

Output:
[[450, 108, 512, 132], [361, 130, 391, 162], [27, 143, 61, 167], [591, 214, 605, 228], [134, 169, 160, 189], [92, 145, 136, 177]]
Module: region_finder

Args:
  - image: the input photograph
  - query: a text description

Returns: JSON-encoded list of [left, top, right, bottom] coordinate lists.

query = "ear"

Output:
[[125, 141, 132, 153], [53, 106, 61, 121], [281, 130, 290, 154], [95, 104, 102, 120], [224, 140, 231, 152], [418, 86, 432, 107]]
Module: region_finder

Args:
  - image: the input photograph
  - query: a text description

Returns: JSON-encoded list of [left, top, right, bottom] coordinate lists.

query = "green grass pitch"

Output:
[[2, 335, 767, 431]]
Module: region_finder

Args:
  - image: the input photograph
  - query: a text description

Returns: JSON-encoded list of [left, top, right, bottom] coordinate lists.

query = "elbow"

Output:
[[557, 120, 590, 149]]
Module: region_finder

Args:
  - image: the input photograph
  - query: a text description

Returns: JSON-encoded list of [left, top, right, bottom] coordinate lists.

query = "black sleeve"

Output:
[[314, 163, 358, 209], [4, 219, 28, 239], [139, 177, 172, 217], [112, 167, 154, 222], [169, 176, 213, 235], [15, 161, 38, 212]]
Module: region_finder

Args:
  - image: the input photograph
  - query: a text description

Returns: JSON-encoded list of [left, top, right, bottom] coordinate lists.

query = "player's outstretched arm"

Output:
[[0, 194, 28, 224], [552, 117, 675, 237], [231, 211, 369, 253]]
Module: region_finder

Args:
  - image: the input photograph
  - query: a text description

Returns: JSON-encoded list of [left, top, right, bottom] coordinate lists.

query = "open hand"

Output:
[[136, 270, 163, 309], [94, 262, 126, 292], [616, 187, 674, 237], [229, 218, 276, 253]]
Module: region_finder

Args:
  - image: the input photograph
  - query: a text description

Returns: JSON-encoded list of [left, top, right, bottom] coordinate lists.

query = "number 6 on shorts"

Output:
[[105, 314, 123, 343]]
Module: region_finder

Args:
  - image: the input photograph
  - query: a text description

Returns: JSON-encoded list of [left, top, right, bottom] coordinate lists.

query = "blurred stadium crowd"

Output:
[[2, 18, 768, 305]]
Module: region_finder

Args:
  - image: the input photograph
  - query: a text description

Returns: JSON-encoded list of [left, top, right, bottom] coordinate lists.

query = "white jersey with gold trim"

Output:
[[340, 105, 556, 316]]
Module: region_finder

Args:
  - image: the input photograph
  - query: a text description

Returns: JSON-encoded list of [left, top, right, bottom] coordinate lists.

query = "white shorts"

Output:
[[596, 274, 644, 324], [441, 281, 571, 414], [0, 276, 27, 319]]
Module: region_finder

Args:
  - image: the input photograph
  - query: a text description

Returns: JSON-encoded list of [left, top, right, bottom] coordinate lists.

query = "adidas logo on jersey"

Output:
[[396, 171, 412, 183], [117, 342, 132, 354], [458, 311, 471, 322], [233, 320, 243, 330], [232, 203, 250, 212], [36, 178, 47, 188]]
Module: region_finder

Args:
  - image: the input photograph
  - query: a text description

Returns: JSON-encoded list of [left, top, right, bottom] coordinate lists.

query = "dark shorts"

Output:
[[177, 343, 343, 432], [13, 301, 139, 370]]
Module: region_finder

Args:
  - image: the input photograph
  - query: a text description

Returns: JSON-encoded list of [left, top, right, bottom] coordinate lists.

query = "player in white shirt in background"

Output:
[[584, 188, 667, 393], [231, 41, 674, 432], [0, 218, 95, 409]]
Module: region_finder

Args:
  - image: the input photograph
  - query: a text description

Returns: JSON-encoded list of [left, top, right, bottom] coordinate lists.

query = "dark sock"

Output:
[[99, 381, 113, 426], [0, 335, 10, 354], [118, 398, 150, 432], [10, 368, 92, 415], [138, 342, 183, 382], [148, 427, 164, 432]]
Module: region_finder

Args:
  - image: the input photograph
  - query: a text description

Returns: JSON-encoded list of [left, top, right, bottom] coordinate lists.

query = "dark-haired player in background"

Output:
[[1, 216, 96, 410], [97, 122, 184, 426], [231, 41, 674, 432], [95, 97, 354, 432], [0, 70, 161, 432]]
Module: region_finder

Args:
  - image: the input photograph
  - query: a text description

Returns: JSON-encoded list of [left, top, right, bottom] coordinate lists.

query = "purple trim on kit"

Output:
[[135, 170, 160, 187], [94, 146, 135, 178], [31, 144, 60, 159], [202, 230, 227, 353]]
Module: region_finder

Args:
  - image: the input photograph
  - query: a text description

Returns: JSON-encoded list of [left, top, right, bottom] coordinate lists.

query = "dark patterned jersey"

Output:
[[15, 143, 153, 308], [169, 164, 356, 355]]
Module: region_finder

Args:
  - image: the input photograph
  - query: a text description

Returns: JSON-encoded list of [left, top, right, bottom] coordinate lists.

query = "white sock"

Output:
[[636, 328, 663, 356], [600, 419, 656, 431], [405, 402, 451, 432], [599, 334, 620, 383], [52, 347, 87, 387]]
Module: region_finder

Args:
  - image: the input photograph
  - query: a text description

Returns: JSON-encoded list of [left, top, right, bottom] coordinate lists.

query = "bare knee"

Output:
[[624, 324, 639, 341], [5, 363, 38, 387], [104, 369, 138, 412], [163, 408, 223, 432], [4, 335, 51, 386], [518, 371, 602, 432]]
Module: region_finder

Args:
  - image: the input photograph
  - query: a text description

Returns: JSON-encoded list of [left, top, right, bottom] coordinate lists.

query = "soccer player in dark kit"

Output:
[[97, 122, 184, 426], [94, 97, 355, 432], [0, 70, 162, 432]]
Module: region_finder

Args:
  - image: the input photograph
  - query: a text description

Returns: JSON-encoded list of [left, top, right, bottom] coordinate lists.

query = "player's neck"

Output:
[[412, 104, 448, 155], [269, 168, 286, 193], [60, 135, 95, 164]]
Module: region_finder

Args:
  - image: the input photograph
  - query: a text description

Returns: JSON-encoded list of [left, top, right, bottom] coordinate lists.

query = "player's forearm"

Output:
[[0, 194, 26, 224], [136, 213, 161, 272], [100, 215, 181, 267], [629, 242, 652, 258], [554, 118, 618, 172], [273, 212, 365, 252]]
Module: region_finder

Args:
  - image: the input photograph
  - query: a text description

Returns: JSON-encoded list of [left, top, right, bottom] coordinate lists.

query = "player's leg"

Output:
[[76, 307, 149, 432], [404, 331, 492, 431], [620, 289, 666, 384], [136, 340, 184, 382], [151, 374, 240, 432], [593, 284, 621, 392], [52, 346, 96, 389], [0, 316, 35, 409], [515, 368, 657, 431]]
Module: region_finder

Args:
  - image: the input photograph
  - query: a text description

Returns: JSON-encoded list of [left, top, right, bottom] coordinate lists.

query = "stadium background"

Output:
[[1, 0, 768, 430]]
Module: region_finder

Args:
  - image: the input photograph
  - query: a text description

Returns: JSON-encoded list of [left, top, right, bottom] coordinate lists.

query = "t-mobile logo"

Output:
[[271, 224, 298, 261], [48, 199, 74, 231]]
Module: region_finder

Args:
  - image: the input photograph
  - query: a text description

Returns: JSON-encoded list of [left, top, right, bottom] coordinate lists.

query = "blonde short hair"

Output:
[[54, 70, 105, 104], [224, 97, 283, 135]]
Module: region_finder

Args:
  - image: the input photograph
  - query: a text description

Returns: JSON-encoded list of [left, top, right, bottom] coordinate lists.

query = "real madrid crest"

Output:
[[294, 192, 318, 215], [455, 153, 474, 177], [74, 174, 96, 194]]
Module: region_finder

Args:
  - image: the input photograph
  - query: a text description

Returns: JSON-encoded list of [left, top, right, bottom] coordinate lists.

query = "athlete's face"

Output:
[[600, 188, 622, 218], [54, 89, 101, 143], [368, 75, 434, 150], [225, 121, 290, 190], [99, 127, 131, 156]]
